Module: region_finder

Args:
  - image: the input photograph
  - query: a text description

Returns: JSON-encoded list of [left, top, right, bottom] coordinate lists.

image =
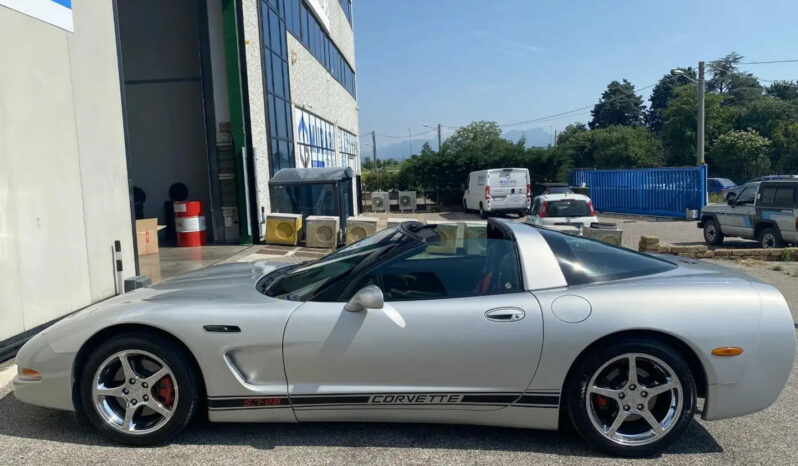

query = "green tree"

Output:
[[771, 121, 798, 172], [555, 123, 587, 145], [707, 52, 762, 106], [590, 126, 665, 168], [709, 129, 772, 179], [589, 79, 644, 129], [661, 85, 732, 166], [733, 97, 798, 140], [766, 81, 798, 101], [645, 68, 696, 131]]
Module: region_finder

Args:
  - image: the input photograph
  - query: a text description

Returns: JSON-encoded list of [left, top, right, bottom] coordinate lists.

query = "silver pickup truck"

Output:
[[698, 179, 798, 248]]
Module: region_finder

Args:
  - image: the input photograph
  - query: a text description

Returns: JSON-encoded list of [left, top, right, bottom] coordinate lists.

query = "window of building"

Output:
[[261, 0, 296, 175], [295, 108, 336, 168], [338, 128, 358, 168], [291, 2, 357, 97], [339, 0, 352, 25]]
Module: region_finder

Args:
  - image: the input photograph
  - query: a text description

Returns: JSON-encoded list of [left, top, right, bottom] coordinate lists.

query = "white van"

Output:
[[463, 168, 530, 218]]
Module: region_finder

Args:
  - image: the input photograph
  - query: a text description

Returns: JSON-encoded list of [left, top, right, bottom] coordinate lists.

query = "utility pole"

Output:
[[371, 130, 377, 169], [697, 61, 705, 166], [437, 123, 442, 152], [408, 128, 414, 157]]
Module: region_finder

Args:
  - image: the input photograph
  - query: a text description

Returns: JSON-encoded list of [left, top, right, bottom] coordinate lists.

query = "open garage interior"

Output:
[[117, 0, 246, 249]]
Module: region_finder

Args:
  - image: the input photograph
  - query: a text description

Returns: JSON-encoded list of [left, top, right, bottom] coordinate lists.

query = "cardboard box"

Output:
[[136, 218, 166, 256]]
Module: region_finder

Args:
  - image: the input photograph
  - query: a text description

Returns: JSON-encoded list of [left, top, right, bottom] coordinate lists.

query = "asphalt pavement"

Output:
[[0, 345, 795, 465]]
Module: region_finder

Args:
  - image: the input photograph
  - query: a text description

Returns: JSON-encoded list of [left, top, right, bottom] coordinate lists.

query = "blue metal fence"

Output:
[[569, 166, 707, 218]]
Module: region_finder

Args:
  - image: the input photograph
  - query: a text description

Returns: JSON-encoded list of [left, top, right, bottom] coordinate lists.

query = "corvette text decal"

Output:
[[208, 391, 560, 410]]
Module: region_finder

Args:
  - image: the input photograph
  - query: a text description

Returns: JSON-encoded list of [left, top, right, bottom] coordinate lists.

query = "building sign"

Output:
[[338, 128, 358, 169], [295, 107, 336, 169], [0, 0, 73, 31], [305, 0, 331, 32]]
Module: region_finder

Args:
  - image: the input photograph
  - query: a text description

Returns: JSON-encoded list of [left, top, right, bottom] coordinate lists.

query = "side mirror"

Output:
[[344, 285, 384, 312]]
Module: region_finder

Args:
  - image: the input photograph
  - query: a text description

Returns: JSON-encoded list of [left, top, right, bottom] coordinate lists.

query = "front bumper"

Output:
[[12, 334, 76, 412]]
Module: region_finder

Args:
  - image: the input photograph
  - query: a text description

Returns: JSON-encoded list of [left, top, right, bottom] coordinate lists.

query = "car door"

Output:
[[282, 231, 544, 421], [724, 186, 757, 237]]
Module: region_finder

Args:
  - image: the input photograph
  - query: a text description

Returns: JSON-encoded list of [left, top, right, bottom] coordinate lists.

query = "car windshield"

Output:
[[546, 200, 591, 217], [259, 227, 414, 300], [715, 178, 734, 186]]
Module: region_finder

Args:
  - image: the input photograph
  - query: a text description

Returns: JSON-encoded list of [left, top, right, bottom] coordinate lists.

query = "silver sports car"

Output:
[[13, 220, 796, 457]]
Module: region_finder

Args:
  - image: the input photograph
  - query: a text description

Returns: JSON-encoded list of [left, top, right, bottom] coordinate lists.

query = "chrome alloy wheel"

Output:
[[92, 350, 178, 435], [586, 353, 683, 446], [704, 223, 717, 242]]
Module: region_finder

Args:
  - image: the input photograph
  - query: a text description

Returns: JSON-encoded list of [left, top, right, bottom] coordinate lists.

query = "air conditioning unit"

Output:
[[265, 213, 302, 246], [371, 192, 389, 212], [387, 218, 423, 229], [305, 215, 340, 249], [463, 222, 487, 255], [583, 223, 623, 246], [426, 222, 461, 255], [346, 217, 379, 244], [398, 191, 417, 212]]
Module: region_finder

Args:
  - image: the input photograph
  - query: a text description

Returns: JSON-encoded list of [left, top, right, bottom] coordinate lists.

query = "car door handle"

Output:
[[485, 308, 525, 322]]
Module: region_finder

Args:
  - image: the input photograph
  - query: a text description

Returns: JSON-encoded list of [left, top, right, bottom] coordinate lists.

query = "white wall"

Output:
[[0, 1, 134, 341]]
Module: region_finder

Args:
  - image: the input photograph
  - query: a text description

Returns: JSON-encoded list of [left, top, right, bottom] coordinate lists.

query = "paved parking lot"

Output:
[[1, 353, 796, 465]]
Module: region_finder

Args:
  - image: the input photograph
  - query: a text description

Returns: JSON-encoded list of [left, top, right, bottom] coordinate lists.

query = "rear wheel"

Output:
[[702, 218, 724, 245], [79, 332, 200, 445], [758, 227, 783, 248], [462, 199, 469, 213], [479, 203, 488, 219], [565, 339, 696, 457]]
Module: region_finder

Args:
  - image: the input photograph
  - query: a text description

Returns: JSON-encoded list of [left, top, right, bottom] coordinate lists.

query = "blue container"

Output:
[[568, 166, 707, 218]]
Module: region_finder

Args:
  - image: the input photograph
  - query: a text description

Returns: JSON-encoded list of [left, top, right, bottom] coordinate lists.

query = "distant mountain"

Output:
[[502, 127, 553, 148], [369, 127, 554, 162]]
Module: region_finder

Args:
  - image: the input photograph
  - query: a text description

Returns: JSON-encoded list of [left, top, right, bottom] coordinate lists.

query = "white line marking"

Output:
[[0, 364, 17, 388]]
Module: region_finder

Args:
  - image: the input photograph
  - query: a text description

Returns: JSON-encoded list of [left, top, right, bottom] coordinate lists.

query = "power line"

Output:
[[740, 59, 798, 65]]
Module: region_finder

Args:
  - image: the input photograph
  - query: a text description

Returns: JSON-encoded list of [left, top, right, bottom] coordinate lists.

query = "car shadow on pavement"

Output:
[[0, 389, 722, 457]]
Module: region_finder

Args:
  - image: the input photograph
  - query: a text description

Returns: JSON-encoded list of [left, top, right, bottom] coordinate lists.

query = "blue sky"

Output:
[[354, 0, 798, 146]]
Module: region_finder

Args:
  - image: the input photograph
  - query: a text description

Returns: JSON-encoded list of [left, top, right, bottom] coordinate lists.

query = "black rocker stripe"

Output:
[[208, 391, 560, 411], [515, 394, 561, 406]]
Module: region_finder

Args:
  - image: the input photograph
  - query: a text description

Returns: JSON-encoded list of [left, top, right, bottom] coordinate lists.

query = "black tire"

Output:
[[462, 199, 469, 213], [565, 338, 697, 458], [479, 203, 488, 219], [79, 332, 200, 446], [702, 218, 724, 246], [758, 227, 784, 249]]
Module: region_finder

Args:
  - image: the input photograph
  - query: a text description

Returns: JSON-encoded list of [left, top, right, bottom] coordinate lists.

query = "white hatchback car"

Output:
[[526, 193, 598, 228]]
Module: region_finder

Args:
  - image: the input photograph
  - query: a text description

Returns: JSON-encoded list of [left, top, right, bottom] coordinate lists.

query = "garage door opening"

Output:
[[116, 0, 255, 282]]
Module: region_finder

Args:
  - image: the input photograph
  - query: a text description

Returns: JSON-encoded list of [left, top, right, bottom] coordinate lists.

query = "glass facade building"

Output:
[[260, 0, 357, 176]]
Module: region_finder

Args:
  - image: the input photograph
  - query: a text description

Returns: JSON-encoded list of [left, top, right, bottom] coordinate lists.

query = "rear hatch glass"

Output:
[[545, 200, 590, 217]]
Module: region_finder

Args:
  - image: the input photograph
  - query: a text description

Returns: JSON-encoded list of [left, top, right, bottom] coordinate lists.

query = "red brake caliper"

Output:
[[595, 395, 609, 408], [157, 377, 175, 408]]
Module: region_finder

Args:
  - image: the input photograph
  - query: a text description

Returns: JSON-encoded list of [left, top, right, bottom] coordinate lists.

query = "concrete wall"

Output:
[[118, 0, 212, 226], [0, 1, 134, 342], [241, 0, 271, 233]]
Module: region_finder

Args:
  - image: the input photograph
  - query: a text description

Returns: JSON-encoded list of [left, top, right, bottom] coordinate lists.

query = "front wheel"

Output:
[[703, 218, 724, 245], [79, 332, 201, 445], [565, 339, 697, 457]]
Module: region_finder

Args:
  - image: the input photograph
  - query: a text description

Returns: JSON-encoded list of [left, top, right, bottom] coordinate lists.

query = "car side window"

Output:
[[346, 226, 522, 302], [736, 187, 756, 205], [774, 188, 795, 206]]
